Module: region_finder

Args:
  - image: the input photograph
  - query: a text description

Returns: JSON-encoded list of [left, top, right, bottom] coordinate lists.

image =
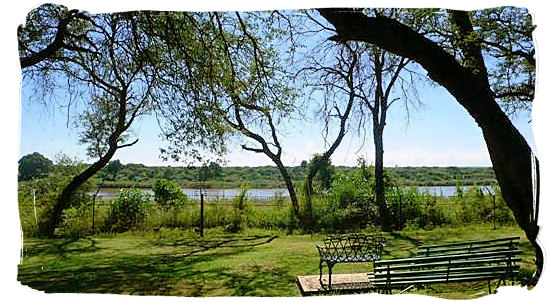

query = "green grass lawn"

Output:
[[18, 224, 536, 298]]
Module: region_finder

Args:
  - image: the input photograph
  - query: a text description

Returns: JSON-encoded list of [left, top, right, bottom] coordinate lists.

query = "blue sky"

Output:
[[15, 2, 537, 170], [19, 76, 536, 167], [16, 5, 538, 169]]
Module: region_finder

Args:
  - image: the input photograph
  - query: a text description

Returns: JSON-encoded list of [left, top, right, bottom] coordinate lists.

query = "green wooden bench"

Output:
[[418, 237, 519, 257], [316, 234, 385, 290], [373, 239, 521, 294]]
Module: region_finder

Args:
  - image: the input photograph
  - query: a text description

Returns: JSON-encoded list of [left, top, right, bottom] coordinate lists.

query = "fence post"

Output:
[[483, 185, 497, 230], [398, 189, 403, 229], [492, 194, 497, 230], [33, 189, 38, 234], [200, 188, 204, 237]]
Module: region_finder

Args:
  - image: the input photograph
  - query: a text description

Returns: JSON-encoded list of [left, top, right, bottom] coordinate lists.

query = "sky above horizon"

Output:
[[16, 6, 537, 168], [19, 76, 536, 168]]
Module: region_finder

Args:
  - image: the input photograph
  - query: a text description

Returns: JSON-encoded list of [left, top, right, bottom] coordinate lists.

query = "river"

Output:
[[93, 185, 495, 201], [94, 187, 289, 201]]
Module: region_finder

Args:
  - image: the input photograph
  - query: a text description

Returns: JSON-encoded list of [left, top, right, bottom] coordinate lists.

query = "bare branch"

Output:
[[117, 138, 139, 149]]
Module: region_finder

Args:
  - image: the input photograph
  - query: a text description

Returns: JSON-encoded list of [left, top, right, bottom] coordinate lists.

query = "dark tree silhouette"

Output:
[[18, 152, 53, 181]]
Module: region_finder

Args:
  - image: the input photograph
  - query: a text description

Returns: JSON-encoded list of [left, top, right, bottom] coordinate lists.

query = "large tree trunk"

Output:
[[318, 8, 542, 280]]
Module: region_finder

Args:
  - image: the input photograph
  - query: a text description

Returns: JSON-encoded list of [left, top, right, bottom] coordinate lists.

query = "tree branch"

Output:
[[117, 138, 139, 149]]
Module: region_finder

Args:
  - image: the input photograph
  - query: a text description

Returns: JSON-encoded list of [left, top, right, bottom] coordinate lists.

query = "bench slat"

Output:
[[375, 249, 520, 265], [373, 272, 519, 287], [374, 265, 519, 283], [374, 265, 520, 279], [374, 257, 520, 272], [419, 237, 519, 249], [373, 241, 520, 292], [418, 241, 518, 256]]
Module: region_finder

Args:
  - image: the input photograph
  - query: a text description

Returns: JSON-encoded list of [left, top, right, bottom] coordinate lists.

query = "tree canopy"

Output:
[[18, 152, 53, 181]]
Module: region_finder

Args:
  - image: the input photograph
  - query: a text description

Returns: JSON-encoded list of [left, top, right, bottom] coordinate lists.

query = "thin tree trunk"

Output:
[[91, 179, 105, 233], [304, 168, 316, 227], [373, 123, 390, 230], [273, 159, 301, 226]]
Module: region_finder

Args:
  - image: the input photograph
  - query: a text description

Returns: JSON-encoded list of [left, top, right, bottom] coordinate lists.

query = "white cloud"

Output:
[[384, 147, 492, 167]]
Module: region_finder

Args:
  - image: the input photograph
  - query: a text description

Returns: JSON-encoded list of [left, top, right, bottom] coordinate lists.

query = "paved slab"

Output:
[[296, 273, 373, 295]]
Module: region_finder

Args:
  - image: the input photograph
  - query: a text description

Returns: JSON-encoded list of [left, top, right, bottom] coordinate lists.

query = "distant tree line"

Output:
[[19, 153, 496, 188]]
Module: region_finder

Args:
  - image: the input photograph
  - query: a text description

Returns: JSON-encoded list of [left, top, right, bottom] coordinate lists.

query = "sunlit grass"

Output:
[[18, 224, 535, 297]]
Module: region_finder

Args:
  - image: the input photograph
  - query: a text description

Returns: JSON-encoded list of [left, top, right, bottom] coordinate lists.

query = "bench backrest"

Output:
[[317, 234, 385, 262], [418, 237, 519, 257], [373, 249, 520, 289]]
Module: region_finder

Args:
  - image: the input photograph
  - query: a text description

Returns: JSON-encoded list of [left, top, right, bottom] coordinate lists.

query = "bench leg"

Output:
[[318, 261, 335, 291], [488, 280, 492, 294], [319, 260, 325, 289], [328, 263, 334, 290]]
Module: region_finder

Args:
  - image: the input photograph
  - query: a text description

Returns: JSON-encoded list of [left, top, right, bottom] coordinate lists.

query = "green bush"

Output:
[[309, 169, 378, 231], [152, 179, 187, 209], [226, 187, 250, 232], [492, 187, 516, 225], [106, 189, 152, 232], [386, 187, 447, 229], [454, 186, 515, 226], [60, 200, 92, 237]]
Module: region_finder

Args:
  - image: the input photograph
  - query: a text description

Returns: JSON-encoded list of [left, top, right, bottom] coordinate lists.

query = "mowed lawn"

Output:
[[18, 224, 536, 298]]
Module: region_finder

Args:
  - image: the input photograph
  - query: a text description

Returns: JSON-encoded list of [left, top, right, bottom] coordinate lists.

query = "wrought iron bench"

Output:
[[373, 239, 521, 294], [316, 233, 385, 290]]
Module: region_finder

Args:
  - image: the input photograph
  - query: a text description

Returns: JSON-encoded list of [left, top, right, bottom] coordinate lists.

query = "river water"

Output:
[[95, 187, 289, 201], [94, 185, 494, 201]]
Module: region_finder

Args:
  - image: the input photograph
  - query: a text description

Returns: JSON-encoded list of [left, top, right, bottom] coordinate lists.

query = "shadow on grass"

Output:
[[22, 237, 99, 258], [18, 235, 284, 296], [389, 231, 422, 247], [173, 264, 297, 296]]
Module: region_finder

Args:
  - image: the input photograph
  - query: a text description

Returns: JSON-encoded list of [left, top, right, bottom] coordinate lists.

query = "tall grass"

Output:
[[18, 178, 518, 238]]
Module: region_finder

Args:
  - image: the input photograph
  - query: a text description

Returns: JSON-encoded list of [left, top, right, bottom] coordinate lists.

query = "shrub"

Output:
[[152, 179, 187, 209], [331, 170, 377, 217], [106, 189, 152, 232], [387, 187, 447, 230], [226, 187, 249, 232], [60, 200, 93, 237], [492, 187, 516, 225]]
